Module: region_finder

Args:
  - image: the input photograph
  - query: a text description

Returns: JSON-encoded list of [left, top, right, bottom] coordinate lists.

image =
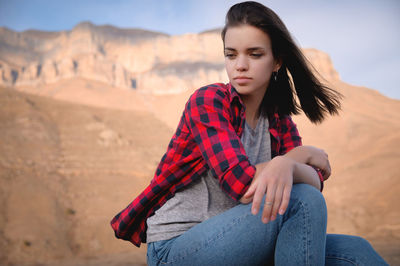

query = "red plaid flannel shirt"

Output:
[[110, 83, 323, 247]]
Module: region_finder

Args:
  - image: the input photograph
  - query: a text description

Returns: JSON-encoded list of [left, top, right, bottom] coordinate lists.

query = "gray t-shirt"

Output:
[[146, 116, 271, 243]]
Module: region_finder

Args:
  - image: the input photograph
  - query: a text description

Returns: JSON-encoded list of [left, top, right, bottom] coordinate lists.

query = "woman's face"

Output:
[[224, 24, 280, 99]]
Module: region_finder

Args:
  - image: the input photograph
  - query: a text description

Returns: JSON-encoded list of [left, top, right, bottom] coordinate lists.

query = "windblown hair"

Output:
[[222, 1, 342, 123]]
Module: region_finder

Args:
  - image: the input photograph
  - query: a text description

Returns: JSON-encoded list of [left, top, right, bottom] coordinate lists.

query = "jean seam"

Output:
[[299, 200, 311, 266], [326, 255, 358, 265], [149, 241, 166, 265], [156, 210, 255, 264]]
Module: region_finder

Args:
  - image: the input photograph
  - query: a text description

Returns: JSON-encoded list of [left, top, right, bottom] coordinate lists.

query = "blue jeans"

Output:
[[147, 184, 387, 265]]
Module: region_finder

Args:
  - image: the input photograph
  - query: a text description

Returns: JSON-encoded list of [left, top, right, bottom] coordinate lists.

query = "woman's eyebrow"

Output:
[[247, 47, 265, 52], [224, 47, 236, 52], [224, 47, 265, 52]]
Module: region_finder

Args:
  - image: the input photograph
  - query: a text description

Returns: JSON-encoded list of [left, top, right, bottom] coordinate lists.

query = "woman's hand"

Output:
[[305, 146, 331, 180], [285, 146, 331, 180], [241, 156, 296, 224]]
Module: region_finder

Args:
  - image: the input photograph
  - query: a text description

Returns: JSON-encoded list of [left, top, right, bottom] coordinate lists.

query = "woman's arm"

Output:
[[240, 114, 331, 224], [292, 162, 321, 190], [285, 145, 331, 180], [239, 158, 320, 199], [239, 156, 296, 223], [185, 86, 256, 201], [239, 146, 327, 224]]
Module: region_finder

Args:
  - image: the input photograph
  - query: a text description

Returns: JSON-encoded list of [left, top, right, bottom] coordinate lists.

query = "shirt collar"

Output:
[[227, 82, 280, 128], [228, 82, 244, 106]]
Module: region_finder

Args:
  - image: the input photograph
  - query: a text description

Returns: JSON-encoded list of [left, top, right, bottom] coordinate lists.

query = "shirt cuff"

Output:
[[316, 169, 324, 192]]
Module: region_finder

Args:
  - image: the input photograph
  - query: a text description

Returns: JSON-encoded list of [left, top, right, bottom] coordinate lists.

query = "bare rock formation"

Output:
[[303, 48, 340, 81], [0, 22, 338, 94]]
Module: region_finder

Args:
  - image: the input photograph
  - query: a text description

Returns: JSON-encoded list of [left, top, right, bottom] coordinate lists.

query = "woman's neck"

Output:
[[242, 94, 263, 130]]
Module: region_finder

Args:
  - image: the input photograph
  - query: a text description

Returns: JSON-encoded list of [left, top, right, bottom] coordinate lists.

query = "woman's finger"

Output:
[[262, 183, 276, 223], [251, 182, 266, 215], [271, 183, 283, 221], [326, 160, 331, 178], [322, 159, 331, 180], [243, 180, 257, 198], [279, 184, 292, 215]]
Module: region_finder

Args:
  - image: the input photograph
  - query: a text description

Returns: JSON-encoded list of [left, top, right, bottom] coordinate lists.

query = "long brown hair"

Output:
[[222, 1, 342, 123]]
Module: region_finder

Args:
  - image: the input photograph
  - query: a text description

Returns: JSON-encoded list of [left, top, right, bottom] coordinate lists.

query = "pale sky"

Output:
[[0, 0, 399, 99]]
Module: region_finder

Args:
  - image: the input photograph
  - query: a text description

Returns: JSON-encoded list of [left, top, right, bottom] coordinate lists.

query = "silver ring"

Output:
[[265, 202, 273, 206]]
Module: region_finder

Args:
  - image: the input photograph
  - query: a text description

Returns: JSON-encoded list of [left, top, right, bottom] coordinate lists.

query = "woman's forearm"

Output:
[[293, 162, 321, 191], [284, 146, 310, 164], [285, 146, 331, 181], [240, 157, 320, 205]]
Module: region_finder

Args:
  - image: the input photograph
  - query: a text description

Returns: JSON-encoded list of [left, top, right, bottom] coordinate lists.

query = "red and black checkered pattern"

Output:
[[110, 83, 323, 247]]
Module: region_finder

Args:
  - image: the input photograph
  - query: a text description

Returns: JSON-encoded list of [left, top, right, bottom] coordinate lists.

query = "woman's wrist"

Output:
[[284, 146, 311, 164]]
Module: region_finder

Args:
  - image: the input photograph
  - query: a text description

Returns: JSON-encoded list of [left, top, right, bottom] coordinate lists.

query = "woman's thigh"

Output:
[[325, 234, 388, 266], [147, 183, 327, 266], [148, 199, 278, 265]]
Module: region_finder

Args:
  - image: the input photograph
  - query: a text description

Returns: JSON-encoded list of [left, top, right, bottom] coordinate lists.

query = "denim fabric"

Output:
[[147, 184, 387, 266], [325, 234, 388, 266]]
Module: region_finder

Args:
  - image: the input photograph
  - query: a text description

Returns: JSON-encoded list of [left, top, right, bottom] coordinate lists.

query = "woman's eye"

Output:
[[225, 54, 236, 59], [250, 53, 263, 58]]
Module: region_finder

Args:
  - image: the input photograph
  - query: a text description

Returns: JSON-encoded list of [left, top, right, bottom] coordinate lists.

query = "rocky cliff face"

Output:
[[0, 22, 338, 93]]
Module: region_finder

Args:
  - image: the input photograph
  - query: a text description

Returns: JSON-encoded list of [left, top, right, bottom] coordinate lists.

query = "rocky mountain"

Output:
[[0, 22, 399, 265], [0, 22, 227, 93], [0, 22, 338, 94]]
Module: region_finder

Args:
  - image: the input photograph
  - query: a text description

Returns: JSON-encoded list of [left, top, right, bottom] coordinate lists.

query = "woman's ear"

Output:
[[274, 58, 282, 72]]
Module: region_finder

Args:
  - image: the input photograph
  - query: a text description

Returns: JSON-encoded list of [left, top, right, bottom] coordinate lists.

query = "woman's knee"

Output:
[[289, 183, 327, 226], [292, 184, 327, 211]]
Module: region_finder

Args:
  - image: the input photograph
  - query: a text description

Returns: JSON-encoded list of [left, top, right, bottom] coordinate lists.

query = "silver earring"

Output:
[[272, 71, 278, 82]]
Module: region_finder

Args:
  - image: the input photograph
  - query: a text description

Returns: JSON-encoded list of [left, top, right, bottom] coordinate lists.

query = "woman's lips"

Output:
[[234, 77, 252, 84]]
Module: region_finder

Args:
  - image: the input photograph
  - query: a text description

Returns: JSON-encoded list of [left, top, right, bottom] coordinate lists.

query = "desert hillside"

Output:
[[0, 86, 173, 265], [0, 23, 399, 265]]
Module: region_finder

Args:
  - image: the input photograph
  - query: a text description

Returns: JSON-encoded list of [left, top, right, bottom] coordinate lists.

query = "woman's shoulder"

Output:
[[188, 83, 231, 107], [192, 83, 230, 97], [278, 114, 295, 124], [269, 113, 298, 131]]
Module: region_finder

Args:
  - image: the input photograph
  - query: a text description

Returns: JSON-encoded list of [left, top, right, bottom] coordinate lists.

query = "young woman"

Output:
[[111, 2, 388, 265]]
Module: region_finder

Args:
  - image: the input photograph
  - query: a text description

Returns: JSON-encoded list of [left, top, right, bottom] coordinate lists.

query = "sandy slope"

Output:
[[0, 86, 172, 265]]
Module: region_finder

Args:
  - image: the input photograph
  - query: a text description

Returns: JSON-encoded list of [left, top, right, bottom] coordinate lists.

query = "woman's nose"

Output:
[[235, 55, 248, 71]]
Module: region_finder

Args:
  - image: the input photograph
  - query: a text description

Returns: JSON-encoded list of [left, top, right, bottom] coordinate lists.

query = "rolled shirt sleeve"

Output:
[[184, 86, 256, 201]]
